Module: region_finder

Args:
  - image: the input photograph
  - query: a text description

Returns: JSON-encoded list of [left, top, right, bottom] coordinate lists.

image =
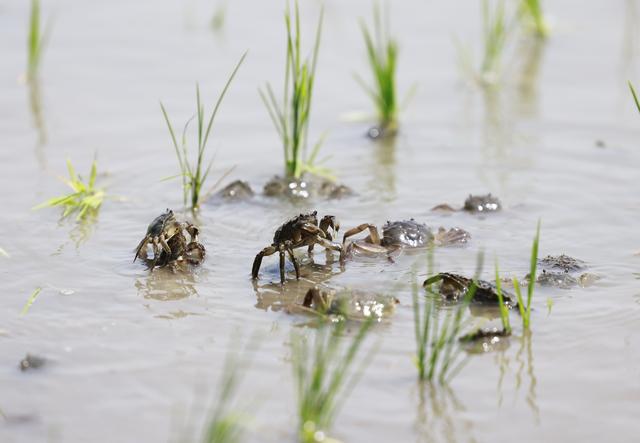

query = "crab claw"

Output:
[[320, 215, 340, 241]]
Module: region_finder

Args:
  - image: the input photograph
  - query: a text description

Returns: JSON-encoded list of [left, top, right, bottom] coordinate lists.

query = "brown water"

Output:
[[2, 0, 640, 442]]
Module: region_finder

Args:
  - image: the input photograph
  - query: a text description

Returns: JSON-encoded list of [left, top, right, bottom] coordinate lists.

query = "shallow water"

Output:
[[1, 0, 640, 442]]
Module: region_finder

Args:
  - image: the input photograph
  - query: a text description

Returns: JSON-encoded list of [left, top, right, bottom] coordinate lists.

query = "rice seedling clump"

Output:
[[34, 159, 106, 221], [260, 1, 329, 180], [161, 53, 246, 209], [292, 319, 373, 443]]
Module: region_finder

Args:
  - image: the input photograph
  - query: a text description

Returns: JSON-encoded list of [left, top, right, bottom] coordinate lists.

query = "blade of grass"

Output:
[[161, 53, 246, 209], [260, 1, 327, 179], [21, 287, 42, 316], [629, 81, 640, 114], [494, 260, 512, 333]]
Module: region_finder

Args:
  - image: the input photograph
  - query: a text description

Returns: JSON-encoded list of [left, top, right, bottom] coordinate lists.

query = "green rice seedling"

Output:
[[161, 52, 246, 209], [629, 81, 640, 114], [414, 274, 475, 384], [356, 3, 399, 132], [479, 0, 508, 84], [259, 2, 328, 179], [519, 0, 548, 38], [454, 0, 510, 86], [493, 261, 512, 334], [546, 297, 553, 316], [27, 0, 49, 80], [210, 2, 227, 32], [21, 287, 42, 316], [292, 319, 373, 443], [512, 220, 541, 329], [200, 345, 252, 443], [34, 159, 106, 221]]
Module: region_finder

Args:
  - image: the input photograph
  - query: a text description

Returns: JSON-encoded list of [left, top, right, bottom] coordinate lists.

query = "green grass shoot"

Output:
[[629, 81, 640, 114], [356, 2, 399, 131], [0, 247, 8, 258], [259, 1, 329, 179], [161, 52, 246, 209], [27, 0, 49, 80], [512, 220, 541, 329], [200, 343, 252, 443], [520, 0, 548, 38], [494, 261, 512, 334], [21, 287, 42, 316], [292, 319, 373, 443], [414, 275, 474, 384], [210, 3, 227, 32], [34, 159, 106, 221], [480, 0, 508, 84]]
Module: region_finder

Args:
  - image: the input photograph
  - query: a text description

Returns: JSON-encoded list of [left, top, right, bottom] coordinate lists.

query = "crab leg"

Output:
[[159, 235, 172, 254], [150, 241, 161, 270], [314, 237, 342, 254], [133, 237, 149, 262], [252, 245, 277, 279], [319, 215, 340, 241], [286, 245, 300, 280], [301, 224, 327, 238], [342, 223, 381, 246], [279, 244, 286, 284]]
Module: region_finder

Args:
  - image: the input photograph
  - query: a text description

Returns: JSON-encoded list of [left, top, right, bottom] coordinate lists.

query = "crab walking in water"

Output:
[[432, 193, 502, 213], [340, 219, 470, 261], [133, 209, 205, 270], [251, 211, 342, 284]]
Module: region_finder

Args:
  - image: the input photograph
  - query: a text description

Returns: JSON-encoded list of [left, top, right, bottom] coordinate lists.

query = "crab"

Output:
[[134, 210, 205, 270], [500, 255, 598, 290], [154, 222, 206, 268], [528, 255, 597, 289], [301, 287, 398, 321], [432, 193, 502, 213], [133, 209, 181, 267], [251, 211, 342, 284], [340, 219, 470, 260], [215, 180, 255, 202], [423, 273, 518, 308]]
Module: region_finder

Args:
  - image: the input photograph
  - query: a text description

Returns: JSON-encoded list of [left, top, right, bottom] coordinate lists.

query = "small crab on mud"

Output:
[[252, 211, 342, 284], [500, 255, 598, 290], [459, 327, 511, 353], [340, 219, 470, 261], [133, 209, 205, 270], [432, 193, 502, 214], [532, 255, 598, 289], [299, 287, 399, 321], [263, 175, 353, 200], [214, 180, 255, 202], [424, 273, 518, 308]]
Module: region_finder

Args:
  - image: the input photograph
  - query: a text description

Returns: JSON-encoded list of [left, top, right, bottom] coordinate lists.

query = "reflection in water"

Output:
[[252, 257, 344, 312], [514, 39, 546, 119], [27, 78, 47, 166], [51, 216, 99, 255], [479, 87, 511, 193], [515, 330, 539, 422], [495, 331, 539, 421], [369, 135, 397, 202], [135, 267, 200, 301], [68, 216, 97, 248], [414, 383, 477, 443], [621, 0, 639, 81], [476, 36, 546, 193]]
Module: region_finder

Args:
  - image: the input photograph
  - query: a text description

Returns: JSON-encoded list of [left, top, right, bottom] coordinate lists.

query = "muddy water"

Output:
[[2, 0, 640, 442]]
